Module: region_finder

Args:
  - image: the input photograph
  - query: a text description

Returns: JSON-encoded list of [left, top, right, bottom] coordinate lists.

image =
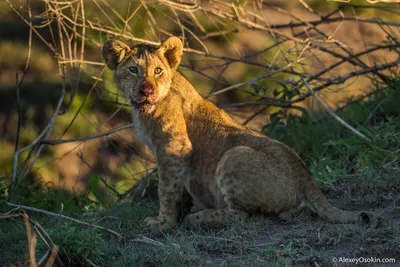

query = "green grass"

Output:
[[1, 82, 399, 266], [2, 203, 398, 266]]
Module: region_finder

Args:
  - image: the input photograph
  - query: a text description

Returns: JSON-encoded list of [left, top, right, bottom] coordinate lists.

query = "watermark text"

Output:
[[332, 256, 396, 265]]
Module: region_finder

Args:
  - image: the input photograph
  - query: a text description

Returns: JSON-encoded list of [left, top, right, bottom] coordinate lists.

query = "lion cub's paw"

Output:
[[143, 216, 176, 234]]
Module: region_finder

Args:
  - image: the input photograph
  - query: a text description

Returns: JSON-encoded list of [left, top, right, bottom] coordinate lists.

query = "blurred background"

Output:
[[1, 0, 399, 204]]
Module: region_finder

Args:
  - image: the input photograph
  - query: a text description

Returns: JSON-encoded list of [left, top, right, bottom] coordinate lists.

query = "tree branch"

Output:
[[7, 202, 122, 239]]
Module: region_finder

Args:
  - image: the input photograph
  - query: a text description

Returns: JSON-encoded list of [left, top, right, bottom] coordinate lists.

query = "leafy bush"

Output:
[[6, 177, 101, 213], [264, 80, 400, 184]]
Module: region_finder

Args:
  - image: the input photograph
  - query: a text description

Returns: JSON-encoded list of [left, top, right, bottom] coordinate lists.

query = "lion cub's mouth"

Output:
[[131, 97, 155, 114]]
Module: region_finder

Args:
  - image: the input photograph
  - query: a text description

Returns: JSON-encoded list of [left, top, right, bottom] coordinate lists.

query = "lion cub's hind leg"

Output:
[[185, 146, 302, 225]]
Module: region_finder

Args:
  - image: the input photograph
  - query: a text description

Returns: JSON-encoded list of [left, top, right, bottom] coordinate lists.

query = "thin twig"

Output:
[[7, 202, 122, 239], [120, 168, 158, 201], [14, 73, 22, 162], [42, 123, 134, 145], [268, 15, 400, 29], [242, 106, 268, 126], [300, 76, 372, 142], [292, 58, 400, 105], [60, 67, 105, 138]]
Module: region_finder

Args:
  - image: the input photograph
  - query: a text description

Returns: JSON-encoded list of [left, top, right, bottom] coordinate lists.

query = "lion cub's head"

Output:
[[102, 37, 183, 114]]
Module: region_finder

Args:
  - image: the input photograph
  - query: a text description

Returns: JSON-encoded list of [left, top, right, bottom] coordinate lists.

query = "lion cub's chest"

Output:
[[133, 113, 153, 151]]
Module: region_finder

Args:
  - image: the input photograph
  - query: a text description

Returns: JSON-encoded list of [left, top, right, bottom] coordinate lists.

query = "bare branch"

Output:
[[7, 202, 122, 239], [42, 123, 134, 145], [300, 76, 372, 142]]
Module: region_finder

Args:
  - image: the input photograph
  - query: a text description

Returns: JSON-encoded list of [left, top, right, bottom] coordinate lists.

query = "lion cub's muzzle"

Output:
[[131, 83, 156, 114]]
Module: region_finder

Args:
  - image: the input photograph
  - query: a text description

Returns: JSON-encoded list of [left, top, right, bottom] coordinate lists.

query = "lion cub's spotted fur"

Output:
[[102, 37, 376, 234]]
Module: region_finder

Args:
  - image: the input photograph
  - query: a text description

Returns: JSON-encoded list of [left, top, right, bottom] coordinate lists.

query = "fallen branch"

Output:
[[0, 211, 60, 266], [23, 212, 38, 267], [7, 202, 122, 239]]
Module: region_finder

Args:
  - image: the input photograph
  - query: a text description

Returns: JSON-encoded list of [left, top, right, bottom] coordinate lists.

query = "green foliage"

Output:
[[264, 81, 400, 184], [0, 176, 8, 202], [44, 223, 106, 266], [88, 174, 105, 205], [0, 218, 29, 265], [8, 177, 100, 213]]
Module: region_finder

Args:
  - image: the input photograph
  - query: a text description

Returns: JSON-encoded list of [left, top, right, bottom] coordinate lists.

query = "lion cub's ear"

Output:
[[102, 40, 131, 70], [157, 37, 183, 69]]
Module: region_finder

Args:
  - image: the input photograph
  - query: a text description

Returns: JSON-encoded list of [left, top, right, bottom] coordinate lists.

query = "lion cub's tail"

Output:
[[303, 177, 377, 226]]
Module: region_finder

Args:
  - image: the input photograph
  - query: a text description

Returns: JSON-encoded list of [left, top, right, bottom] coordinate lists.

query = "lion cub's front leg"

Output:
[[144, 137, 192, 234]]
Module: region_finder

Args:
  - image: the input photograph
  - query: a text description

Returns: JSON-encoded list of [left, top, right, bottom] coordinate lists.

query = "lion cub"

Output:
[[102, 37, 376, 234]]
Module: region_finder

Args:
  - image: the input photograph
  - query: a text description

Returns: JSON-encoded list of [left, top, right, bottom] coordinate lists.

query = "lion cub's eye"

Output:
[[128, 66, 139, 74], [154, 67, 163, 75]]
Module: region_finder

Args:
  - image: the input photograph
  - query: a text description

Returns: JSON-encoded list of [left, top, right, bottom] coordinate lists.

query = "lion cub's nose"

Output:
[[141, 83, 154, 96]]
